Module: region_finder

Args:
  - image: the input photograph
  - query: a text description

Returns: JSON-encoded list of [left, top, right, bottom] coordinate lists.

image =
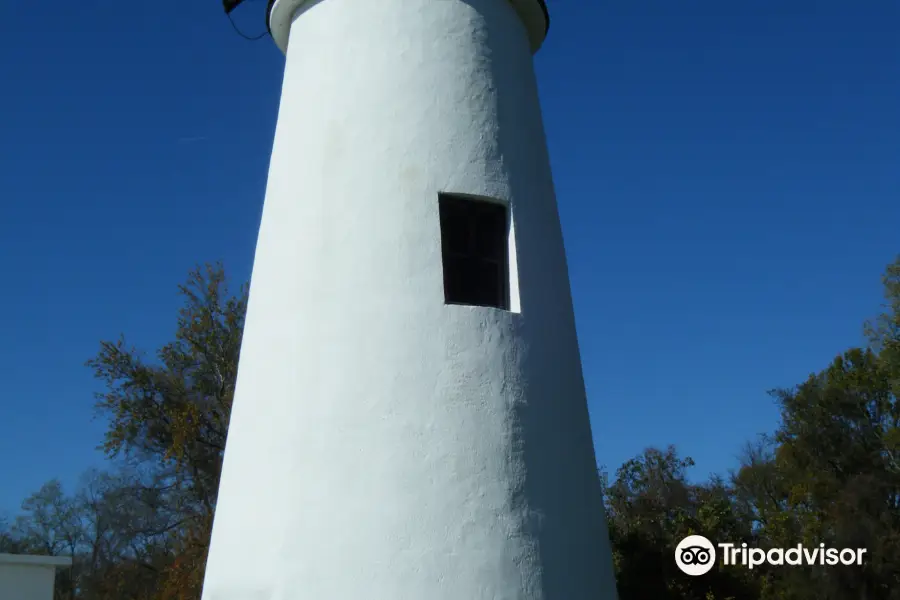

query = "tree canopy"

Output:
[[4, 257, 899, 599]]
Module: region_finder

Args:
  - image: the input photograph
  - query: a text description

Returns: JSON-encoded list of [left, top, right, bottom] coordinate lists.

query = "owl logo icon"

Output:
[[675, 535, 716, 576]]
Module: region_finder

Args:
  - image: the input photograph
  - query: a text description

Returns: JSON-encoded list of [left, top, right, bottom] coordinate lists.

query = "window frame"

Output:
[[438, 193, 511, 311]]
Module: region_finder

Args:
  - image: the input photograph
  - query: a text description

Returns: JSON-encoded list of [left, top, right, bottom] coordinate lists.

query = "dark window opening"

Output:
[[439, 194, 509, 310]]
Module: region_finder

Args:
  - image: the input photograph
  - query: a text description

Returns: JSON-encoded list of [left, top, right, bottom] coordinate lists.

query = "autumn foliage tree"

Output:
[[84, 263, 246, 598]]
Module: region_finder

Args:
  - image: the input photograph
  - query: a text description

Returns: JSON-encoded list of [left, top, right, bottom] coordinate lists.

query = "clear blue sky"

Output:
[[1, 0, 898, 514]]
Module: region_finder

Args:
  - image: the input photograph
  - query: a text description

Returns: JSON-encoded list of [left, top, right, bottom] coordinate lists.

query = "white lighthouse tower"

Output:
[[202, 0, 619, 598]]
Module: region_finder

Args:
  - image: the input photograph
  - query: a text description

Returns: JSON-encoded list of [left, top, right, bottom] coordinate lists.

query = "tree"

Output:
[[866, 255, 900, 476], [731, 256, 900, 600], [86, 263, 247, 597], [0, 516, 29, 553], [12, 480, 84, 599], [603, 446, 759, 600], [73, 466, 185, 600]]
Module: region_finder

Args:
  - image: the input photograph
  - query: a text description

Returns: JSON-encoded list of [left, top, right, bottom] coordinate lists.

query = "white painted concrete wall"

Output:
[[203, 0, 619, 598], [0, 554, 71, 600]]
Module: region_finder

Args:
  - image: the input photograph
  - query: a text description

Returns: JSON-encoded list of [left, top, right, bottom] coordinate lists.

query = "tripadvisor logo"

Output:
[[675, 535, 868, 576], [675, 535, 717, 576]]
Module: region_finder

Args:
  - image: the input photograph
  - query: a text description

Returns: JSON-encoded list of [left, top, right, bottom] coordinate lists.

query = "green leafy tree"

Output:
[[733, 257, 900, 600], [866, 256, 900, 476], [603, 446, 759, 600]]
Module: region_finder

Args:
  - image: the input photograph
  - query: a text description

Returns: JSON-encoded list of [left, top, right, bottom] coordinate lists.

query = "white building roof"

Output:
[[0, 554, 73, 569]]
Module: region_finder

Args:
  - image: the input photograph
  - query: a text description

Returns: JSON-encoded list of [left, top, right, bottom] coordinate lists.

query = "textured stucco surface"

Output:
[[0, 556, 67, 600], [269, 0, 549, 54], [202, 0, 618, 598]]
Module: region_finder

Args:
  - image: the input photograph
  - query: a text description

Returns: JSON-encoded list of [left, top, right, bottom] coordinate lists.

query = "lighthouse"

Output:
[[202, 0, 619, 598]]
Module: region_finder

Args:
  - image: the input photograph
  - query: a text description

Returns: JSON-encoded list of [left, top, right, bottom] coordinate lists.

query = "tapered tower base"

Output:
[[202, 0, 619, 598]]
